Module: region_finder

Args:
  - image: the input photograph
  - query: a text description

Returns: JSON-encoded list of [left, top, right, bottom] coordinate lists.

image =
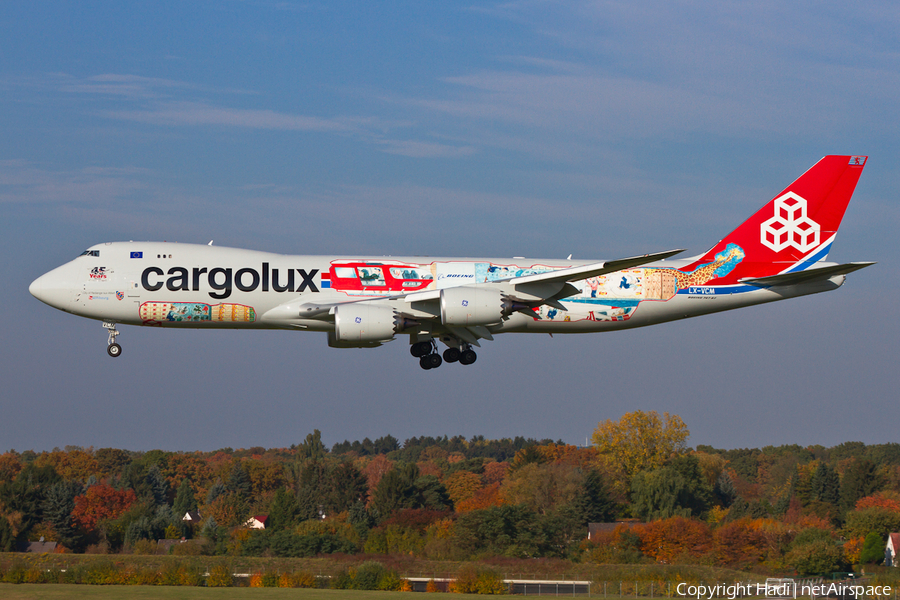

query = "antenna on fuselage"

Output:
[[208, 240, 214, 246]]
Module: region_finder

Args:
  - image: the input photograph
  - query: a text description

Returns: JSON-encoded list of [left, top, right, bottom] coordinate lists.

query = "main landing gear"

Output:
[[410, 340, 476, 370], [410, 340, 439, 369], [103, 321, 122, 358], [446, 345, 477, 366]]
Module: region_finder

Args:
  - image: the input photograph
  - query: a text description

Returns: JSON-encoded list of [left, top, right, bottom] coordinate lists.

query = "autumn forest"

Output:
[[2, 410, 900, 578]]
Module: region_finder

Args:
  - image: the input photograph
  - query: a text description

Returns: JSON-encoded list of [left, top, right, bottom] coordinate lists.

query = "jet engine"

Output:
[[333, 303, 415, 344], [440, 286, 505, 326]]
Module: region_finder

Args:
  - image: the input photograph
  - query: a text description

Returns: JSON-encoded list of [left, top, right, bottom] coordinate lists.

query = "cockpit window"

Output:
[[80, 250, 100, 257]]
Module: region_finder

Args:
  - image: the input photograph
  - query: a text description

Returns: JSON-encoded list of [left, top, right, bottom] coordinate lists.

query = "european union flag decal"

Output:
[[130, 252, 143, 258]]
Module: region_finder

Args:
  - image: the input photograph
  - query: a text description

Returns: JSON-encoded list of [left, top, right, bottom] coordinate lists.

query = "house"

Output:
[[20, 541, 58, 553], [244, 515, 268, 529], [182, 511, 202, 522], [886, 533, 900, 566]]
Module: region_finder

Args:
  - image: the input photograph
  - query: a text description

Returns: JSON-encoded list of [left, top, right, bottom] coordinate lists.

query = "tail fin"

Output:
[[682, 155, 867, 284]]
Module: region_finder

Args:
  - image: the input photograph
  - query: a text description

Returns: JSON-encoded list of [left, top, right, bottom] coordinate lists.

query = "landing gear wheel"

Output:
[[443, 348, 460, 363], [410, 341, 432, 358], [459, 349, 477, 365], [420, 353, 442, 369], [103, 321, 121, 358]]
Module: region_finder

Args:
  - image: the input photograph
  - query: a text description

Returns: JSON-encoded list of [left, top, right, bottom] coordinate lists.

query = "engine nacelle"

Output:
[[327, 331, 385, 348], [440, 286, 504, 326], [334, 303, 397, 343]]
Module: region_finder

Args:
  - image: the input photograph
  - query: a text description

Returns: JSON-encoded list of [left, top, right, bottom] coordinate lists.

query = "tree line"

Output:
[[1, 414, 899, 575]]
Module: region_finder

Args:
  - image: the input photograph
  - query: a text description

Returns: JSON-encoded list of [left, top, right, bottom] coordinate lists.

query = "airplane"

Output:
[[30, 155, 873, 370]]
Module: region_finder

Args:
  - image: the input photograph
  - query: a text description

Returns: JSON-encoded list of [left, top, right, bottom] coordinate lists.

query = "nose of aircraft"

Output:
[[29, 267, 72, 310]]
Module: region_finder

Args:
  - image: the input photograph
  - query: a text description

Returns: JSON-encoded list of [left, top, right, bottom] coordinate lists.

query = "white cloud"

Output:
[[374, 138, 478, 158], [104, 101, 350, 133], [0, 161, 151, 205]]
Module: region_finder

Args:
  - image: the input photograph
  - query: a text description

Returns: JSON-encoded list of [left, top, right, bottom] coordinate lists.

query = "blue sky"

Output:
[[2, 1, 898, 452]]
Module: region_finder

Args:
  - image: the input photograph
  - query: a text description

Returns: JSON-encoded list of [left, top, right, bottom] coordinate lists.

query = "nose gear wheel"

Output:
[[103, 321, 122, 358]]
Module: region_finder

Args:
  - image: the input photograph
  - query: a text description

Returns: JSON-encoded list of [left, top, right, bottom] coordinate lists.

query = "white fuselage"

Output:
[[30, 241, 843, 337]]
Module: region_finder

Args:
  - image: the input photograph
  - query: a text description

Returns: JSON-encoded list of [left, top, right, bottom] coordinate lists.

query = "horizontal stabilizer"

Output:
[[509, 249, 685, 286], [739, 262, 875, 288]]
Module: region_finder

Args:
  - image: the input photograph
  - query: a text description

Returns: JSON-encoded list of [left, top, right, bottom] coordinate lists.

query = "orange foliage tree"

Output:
[[783, 503, 834, 531], [584, 524, 643, 563], [360, 454, 394, 505], [244, 460, 286, 497], [482, 461, 509, 485], [844, 536, 865, 564], [0, 453, 22, 484], [537, 443, 596, 468], [713, 518, 777, 567], [163, 454, 212, 491], [856, 491, 900, 512], [203, 494, 243, 528], [456, 482, 504, 513], [34, 449, 99, 481], [416, 461, 443, 479], [636, 516, 712, 563], [205, 451, 236, 479], [71, 484, 137, 531], [444, 471, 482, 506], [725, 468, 762, 502]]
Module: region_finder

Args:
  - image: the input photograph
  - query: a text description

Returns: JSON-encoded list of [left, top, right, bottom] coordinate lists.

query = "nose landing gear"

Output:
[[103, 321, 122, 358]]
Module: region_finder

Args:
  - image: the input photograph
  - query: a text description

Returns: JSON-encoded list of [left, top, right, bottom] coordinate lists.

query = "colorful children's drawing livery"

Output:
[[31, 156, 874, 368]]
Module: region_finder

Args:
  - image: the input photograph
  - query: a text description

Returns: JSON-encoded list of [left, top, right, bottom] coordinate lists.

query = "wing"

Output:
[[507, 248, 685, 285], [401, 248, 684, 305], [504, 248, 684, 307]]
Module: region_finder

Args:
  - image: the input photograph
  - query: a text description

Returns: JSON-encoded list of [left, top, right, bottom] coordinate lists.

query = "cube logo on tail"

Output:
[[760, 193, 820, 253]]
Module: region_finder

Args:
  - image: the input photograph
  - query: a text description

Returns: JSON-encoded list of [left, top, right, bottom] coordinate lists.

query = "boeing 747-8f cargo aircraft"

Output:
[[30, 155, 873, 369]]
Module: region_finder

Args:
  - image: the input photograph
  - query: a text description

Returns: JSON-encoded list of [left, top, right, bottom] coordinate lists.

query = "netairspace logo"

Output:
[[675, 582, 892, 600]]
